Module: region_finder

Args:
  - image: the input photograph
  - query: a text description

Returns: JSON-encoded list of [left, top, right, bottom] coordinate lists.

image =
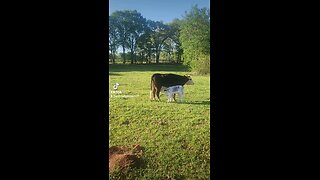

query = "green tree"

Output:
[[136, 31, 152, 63], [109, 15, 120, 64], [110, 10, 148, 64], [110, 11, 131, 64], [168, 18, 183, 63], [125, 10, 146, 64], [148, 20, 171, 64], [180, 5, 210, 74]]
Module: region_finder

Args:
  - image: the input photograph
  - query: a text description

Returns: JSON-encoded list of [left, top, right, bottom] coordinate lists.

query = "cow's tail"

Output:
[[150, 75, 154, 100]]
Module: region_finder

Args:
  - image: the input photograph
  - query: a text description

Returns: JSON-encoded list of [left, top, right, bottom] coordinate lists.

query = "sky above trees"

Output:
[[109, 0, 210, 23]]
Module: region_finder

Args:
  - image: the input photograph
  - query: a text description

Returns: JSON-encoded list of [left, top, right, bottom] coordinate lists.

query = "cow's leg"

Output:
[[152, 89, 156, 100], [155, 85, 161, 101], [156, 90, 161, 101], [150, 85, 156, 100]]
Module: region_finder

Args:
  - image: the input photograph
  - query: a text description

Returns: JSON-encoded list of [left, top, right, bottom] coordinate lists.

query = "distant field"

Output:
[[109, 64, 210, 179]]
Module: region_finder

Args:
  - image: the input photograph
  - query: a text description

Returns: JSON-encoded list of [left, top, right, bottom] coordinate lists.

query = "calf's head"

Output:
[[160, 86, 167, 92]]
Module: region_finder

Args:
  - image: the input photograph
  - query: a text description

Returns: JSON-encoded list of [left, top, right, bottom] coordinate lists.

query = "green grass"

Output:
[[109, 64, 210, 179]]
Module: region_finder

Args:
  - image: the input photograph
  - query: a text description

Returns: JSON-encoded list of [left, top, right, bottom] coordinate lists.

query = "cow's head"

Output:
[[185, 75, 194, 85]]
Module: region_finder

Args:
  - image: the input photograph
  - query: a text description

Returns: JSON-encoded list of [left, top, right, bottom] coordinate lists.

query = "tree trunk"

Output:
[[148, 49, 152, 64], [130, 40, 134, 64], [155, 48, 160, 64], [130, 50, 134, 64], [111, 49, 116, 64], [122, 45, 126, 64], [156, 53, 160, 64], [141, 52, 145, 64], [134, 52, 137, 64], [112, 52, 115, 64]]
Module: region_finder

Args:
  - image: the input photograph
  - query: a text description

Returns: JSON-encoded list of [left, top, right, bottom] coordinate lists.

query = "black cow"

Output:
[[150, 73, 194, 101]]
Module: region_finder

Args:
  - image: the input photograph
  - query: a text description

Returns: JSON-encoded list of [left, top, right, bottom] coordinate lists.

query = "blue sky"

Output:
[[109, 0, 210, 23]]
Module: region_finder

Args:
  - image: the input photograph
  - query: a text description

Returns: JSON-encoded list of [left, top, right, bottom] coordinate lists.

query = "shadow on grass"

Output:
[[178, 100, 210, 105], [109, 72, 122, 76], [109, 64, 190, 73], [149, 100, 210, 106], [172, 174, 186, 180]]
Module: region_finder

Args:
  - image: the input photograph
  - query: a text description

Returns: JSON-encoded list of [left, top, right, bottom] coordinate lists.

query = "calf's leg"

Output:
[[173, 94, 176, 101], [178, 92, 184, 102], [167, 93, 171, 102]]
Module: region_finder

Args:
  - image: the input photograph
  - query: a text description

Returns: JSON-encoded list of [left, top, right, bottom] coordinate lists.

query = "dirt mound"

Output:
[[109, 144, 144, 174]]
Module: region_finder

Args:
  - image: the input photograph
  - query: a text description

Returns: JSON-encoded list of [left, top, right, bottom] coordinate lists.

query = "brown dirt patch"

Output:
[[109, 144, 144, 174]]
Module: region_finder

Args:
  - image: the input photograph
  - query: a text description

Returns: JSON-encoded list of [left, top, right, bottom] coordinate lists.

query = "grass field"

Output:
[[109, 64, 210, 179]]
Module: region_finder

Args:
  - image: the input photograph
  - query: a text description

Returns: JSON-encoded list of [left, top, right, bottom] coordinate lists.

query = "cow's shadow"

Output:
[[177, 100, 210, 105]]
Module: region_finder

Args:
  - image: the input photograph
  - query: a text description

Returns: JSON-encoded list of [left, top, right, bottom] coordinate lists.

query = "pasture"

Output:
[[109, 64, 210, 179]]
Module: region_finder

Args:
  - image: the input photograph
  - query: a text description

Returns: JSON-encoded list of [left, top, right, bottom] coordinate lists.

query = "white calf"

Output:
[[163, 85, 184, 102]]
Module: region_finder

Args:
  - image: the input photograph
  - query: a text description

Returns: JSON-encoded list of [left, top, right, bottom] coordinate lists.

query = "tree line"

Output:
[[109, 5, 210, 74]]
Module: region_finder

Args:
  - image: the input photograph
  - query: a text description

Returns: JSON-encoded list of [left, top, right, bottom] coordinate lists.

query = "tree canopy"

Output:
[[109, 5, 210, 74], [180, 5, 210, 74]]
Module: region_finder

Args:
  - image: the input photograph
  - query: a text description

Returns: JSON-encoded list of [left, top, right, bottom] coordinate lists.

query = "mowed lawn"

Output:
[[109, 64, 210, 179]]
